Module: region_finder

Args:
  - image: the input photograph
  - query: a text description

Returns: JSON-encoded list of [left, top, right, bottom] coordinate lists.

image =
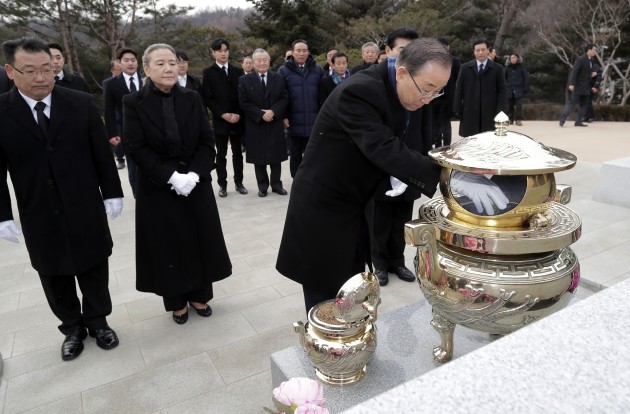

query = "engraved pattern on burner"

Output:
[[443, 138, 528, 162]]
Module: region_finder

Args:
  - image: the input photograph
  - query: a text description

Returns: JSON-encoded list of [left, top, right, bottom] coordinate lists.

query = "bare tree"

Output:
[[533, 0, 630, 105]]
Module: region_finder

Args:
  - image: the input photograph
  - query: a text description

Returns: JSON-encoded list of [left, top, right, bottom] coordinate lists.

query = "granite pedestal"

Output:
[[341, 278, 630, 413], [270, 299, 498, 413], [593, 157, 630, 207]]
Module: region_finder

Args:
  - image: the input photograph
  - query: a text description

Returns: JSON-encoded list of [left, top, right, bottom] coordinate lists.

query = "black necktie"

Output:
[[34, 101, 49, 135], [222, 65, 228, 77], [129, 77, 137, 92], [261, 74, 266, 92], [479, 63, 484, 74], [54, 75, 60, 83]]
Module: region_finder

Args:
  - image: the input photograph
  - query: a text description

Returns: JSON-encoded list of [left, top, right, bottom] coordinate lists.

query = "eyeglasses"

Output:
[[407, 70, 444, 100], [10, 64, 55, 78]]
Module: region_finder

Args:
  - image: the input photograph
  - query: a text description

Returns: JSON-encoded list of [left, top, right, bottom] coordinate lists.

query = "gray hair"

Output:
[[361, 42, 379, 52], [395, 38, 452, 75], [142, 43, 176, 66], [252, 48, 270, 60]]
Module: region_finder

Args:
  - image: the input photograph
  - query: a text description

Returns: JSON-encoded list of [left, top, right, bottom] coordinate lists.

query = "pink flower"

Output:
[[273, 377, 326, 408], [294, 403, 331, 414]]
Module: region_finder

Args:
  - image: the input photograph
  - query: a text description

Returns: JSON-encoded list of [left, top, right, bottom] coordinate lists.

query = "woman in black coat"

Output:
[[123, 44, 232, 324]]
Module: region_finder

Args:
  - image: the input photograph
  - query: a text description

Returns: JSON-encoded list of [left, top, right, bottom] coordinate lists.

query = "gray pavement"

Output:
[[0, 120, 629, 413]]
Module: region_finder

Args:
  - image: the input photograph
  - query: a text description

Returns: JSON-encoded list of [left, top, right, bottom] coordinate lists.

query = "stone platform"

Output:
[[593, 157, 630, 208], [271, 284, 596, 413]]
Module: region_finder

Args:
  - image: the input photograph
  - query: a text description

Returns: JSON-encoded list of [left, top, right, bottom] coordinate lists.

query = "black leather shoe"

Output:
[[236, 184, 248, 194], [61, 326, 87, 361], [258, 190, 267, 197], [375, 268, 389, 286], [88, 326, 119, 350], [272, 187, 288, 195], [189, 302, 213, 317], [392, 266, 416, 282], [574, 123, 588, 127], [172, 310, 188, 325], [218, 186, 227, 197], [559, 121, 564, 127]]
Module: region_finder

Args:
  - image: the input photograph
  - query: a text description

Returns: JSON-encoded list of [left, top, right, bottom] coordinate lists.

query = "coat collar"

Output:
[[134, 83, 195, 131]]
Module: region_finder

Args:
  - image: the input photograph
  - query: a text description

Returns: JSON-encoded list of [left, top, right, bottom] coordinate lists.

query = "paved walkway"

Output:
[[0, 121, 628, 413]]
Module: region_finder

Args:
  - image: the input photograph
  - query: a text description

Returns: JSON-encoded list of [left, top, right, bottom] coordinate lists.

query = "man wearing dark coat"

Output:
[[47, 43, 91, 93], [103, 48, 142, 193], [559, 44, 597, 127], [175, 50, 204, 100], [276, 39, 452, 312], [0, 38, 123, 361], [238, 48, 289, 197], [0, 67, 15, 93], [202, 38, 247, 198], [278, 39, 324, 178], [454, 39, 507, 137]]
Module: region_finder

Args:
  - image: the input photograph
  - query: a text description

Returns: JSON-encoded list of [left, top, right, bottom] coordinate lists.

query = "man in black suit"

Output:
[[203, 38, 247, 198], [238, 48, 289, 197], [103, 48, 142, 195], [47, 43, 90, 93], [276, 39, 452, 311], [0, 37, 123, 361], [559, 44, 598, 127], [176, 50, 203, 98], [454, 39, 507, 137]]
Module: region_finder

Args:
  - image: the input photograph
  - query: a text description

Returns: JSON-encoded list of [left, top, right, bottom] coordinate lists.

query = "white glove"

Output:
[[385, 176, 408, 197], [104, 198, 123, 219], [450, 171, 509, 215], [0, 220, 22, 243], [168, 171, 199, 196]]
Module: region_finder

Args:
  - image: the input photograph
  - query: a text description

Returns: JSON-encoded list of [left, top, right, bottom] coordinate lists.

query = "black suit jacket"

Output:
[[570, 54, 593, 96], [276, 61, 440, 290], [55, 71, 91, 93], [238, 71, 289, 165], [183, 74, 204, 98], [0, 68, 13, 94], [454, 59, 507, 137], [103, 73, 142, 138], [202, 63, 244, 135], [0, 86, 123, 275]]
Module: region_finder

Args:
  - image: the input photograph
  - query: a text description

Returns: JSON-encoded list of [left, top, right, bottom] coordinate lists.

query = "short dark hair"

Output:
[[396, 38, 452, 76], [510, 53, 520, 59], [437, 37, 450, 46], [291, 39, 308, 50], [175, 50, 189, 61], [211, 38, 229, 52], [117, 47, 137, 60], [386, 28, 419, 49], [585, 43, 596, 52], [472, 39, 490, 49], [47, 43, 64, 55], [2, 37, 51, 65], [331, 52, 348, 64]]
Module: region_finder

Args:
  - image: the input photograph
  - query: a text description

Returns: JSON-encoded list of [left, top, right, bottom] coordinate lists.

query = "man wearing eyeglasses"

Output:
[[0, 37, 123, 361], [276, 38, 451, 312]]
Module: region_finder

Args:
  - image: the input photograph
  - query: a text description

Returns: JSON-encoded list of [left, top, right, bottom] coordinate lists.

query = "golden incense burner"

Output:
[[405, 112, 581, 362], [294, 272, 381, 385]]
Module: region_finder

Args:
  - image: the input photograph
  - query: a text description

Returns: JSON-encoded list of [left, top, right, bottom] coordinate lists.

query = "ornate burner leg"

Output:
[[430, 309, 456, 362]]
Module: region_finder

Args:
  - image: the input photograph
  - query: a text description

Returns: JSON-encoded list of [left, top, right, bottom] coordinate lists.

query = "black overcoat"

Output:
[[202, 63, 244, 136], [238, 71, 289, 165], [453, 59, 507, 137], [570, 55, 593, 96], [0, 86, 123, 275], [122, 83, 231, 296], [276, 64, 441, 291], [55, 71, 91, 93]]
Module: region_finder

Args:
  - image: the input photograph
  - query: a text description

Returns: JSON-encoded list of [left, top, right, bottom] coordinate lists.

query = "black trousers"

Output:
[[559, 93, 590, 125], [289, 135, 309, 178], [163, 286, 214, 312], [114, 142, 125, 163], [302, 216, 371, 313], [432, 100, 453, 147], [38, 259, 112, 335], [507, 95, 524, 121], [371, 199, 414, 271], [254, 163, 282, 192], [215, 133, 244, 188]]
